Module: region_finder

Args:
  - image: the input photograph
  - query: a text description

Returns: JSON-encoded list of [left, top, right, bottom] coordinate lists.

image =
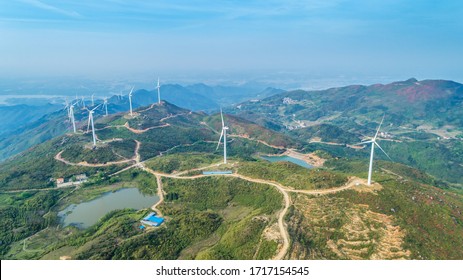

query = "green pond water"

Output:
[[261, 155, 313, 169], [58, 188, 159, 228]]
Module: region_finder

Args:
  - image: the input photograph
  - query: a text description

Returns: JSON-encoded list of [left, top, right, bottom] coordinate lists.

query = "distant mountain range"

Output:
[[0, 104, 62, 136], [0, 83, 283, 161], [232, 78, 463, 133]]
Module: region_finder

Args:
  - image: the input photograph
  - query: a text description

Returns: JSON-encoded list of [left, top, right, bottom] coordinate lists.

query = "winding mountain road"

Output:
[[51, 143, 359, 260], [45, 110, 364, 260], [123, 122, 170, 134]]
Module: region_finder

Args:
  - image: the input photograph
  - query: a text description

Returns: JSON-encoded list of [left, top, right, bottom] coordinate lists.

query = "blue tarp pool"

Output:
[[141, 212, 164, 227]]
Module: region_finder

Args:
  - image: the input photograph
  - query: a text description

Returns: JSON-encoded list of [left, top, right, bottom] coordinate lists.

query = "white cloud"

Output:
[[18, 0, 81, 18]]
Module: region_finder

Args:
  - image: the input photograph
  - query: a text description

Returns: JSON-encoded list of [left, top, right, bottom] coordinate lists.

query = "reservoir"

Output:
[[261, 155, 313, 169], [59, 188, 159, 229]]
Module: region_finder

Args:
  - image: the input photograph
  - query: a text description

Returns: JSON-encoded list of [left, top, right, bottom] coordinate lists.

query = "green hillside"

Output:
[[1, 84, 462, 260], [231, 78, 463, 185]]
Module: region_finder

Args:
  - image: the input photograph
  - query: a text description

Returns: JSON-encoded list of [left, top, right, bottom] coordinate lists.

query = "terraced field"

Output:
[[286, 190, 411, 260]]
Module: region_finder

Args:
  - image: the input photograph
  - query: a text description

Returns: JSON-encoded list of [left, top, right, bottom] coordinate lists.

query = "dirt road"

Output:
[[54, 140, 140, 167]]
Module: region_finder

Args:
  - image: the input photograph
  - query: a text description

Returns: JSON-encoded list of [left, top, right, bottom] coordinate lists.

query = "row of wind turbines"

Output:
[[62, 77, 232, 167], [63, 77, 389, 186], [63, 78, 163, 148]]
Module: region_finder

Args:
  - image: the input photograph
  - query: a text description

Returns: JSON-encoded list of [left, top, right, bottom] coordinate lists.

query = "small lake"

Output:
[[58, 188, 159, 229], [261, 155, 313, 169]]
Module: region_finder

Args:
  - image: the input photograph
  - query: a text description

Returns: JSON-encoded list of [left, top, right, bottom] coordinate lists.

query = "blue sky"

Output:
[[1, 0, 462, 84]]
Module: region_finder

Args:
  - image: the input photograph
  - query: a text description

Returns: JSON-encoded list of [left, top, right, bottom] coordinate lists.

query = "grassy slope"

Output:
[[35, 176, 282, 260], [161, 176, 282, 260], [285, 159, 463, 260], [2, 96, 462, 260], [237, 160, 348, 190]]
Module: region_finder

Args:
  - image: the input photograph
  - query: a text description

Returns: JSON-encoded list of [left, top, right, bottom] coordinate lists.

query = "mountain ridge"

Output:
[[1, 97, 462, 260], [0, 83, 284, 161]]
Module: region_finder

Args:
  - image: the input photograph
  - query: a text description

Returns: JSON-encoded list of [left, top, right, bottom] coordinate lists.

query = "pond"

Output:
[[58, 188, 159, 229], [260, 155, 313, 169]]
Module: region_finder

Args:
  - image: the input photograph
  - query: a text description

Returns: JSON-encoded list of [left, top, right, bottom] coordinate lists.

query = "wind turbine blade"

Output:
[[354, 140, 373, 146], [374, 141, 392, 161], [129, 87, 134, 96], [374, 115, 385, 140], [216, 129, 224, 150], [220, 108, 224, 127], [87, 114, 91, 132], [89, 104, 102, 113]]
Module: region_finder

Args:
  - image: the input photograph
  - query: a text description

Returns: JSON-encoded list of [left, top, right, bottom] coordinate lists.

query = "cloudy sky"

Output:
[[1, 0, 462, 84]]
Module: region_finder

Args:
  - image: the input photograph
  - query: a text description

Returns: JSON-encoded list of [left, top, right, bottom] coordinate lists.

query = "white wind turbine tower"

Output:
[[86, 104, 102, 148], [359, 116, 392, 185], [156, 77, 161, 104], [128, 87, 134, 116], [103, 97, 109, 116], [69, 102, 78, 133], [216, 109, 229, 164], [64, 98, 71, 121]]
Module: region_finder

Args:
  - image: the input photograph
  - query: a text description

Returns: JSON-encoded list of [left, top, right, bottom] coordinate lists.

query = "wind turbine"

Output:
[[69, 102, 78, 133], [86, 104, 102, 147], [358, 116, 392, 185], [128, 87, 134, 116], [216, 109, 229, 164], [81, 96, 86, 109], [63, 97, 71, 121], [103, 97, 109, 116], [156, 77, 161, 104]]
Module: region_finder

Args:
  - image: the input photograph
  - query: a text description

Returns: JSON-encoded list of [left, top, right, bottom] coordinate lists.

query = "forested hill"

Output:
[[231, 78, 463, 185], [233, 78, 463, 132]]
